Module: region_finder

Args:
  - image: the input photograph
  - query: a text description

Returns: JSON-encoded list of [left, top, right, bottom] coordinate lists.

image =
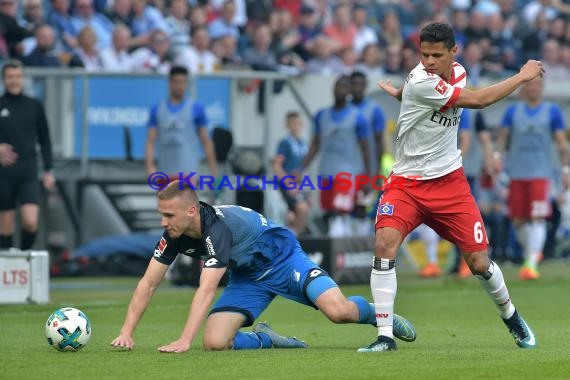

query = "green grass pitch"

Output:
[[1, 261, 569, 380]]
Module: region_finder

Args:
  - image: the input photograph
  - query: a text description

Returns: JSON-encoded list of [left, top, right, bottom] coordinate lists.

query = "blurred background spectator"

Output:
[[352, 3, 377, 56], [130, 28, 172, 73], [70, 0, 114, 49], [323, 2, 356, 55], [104, 0, 133, 27], [208, 0, 239, 40], [22, 24, 61, 67], [305, 35, 343, 75], [48, 0, 77, 53], [165, 0, 190, 56], [100, 23, 133, 71], [1, 0, 567, 81], [68, 25, 102, 70], [175, 25, 218, 73], [243, 23, 277, 71], [354, 43, 384, 77], [130, 0, 169, 49], [0, 0, 31, 59]]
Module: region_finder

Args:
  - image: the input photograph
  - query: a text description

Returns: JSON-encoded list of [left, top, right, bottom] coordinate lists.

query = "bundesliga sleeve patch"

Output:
[[378, 203, 394, 216], [154, 237, 167, 258], [434, 79, 449, 95]]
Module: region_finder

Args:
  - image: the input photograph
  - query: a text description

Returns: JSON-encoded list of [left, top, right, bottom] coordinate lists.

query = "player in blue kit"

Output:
[[272, 111, 310, 235], [350, 71, 385, 180], [111, 180, 416, 353], [497, 77, 569, 280], [145, 65, 218, 181]]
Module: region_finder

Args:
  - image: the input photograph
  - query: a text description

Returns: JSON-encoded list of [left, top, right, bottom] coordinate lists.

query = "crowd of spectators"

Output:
[[1, 0, 570, 80]]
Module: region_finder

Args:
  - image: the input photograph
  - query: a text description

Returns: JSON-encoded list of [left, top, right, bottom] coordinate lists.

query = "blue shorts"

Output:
[[209, 243, 337, 327]]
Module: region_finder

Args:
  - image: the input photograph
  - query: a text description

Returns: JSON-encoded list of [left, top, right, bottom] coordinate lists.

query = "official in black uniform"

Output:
[[0, 59, 54, 250]]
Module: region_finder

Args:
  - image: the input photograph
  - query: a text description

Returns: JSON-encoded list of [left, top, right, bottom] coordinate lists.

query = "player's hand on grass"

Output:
[[111, 335, 135, 350], [519, 60, 545, 81], [158, 339, 191, 353], [377, 80, 402, 100]]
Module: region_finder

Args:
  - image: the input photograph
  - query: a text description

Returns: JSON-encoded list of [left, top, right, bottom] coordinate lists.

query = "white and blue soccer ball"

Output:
[[45, 307, 92, 352]]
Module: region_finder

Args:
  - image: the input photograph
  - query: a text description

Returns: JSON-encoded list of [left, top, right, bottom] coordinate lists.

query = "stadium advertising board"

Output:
[[298, 237, 333, 274], [298, 236, 374, 284], [74, 76, 231, 158], [330, 237, 375, 284], [0, 250, 49, 304]]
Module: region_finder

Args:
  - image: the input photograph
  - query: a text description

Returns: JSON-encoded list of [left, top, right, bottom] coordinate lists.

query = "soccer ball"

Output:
[[45, 307, 92, 352]]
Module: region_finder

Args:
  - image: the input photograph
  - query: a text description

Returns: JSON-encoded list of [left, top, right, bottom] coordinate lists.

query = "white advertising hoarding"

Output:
[[0, 250, 49, 304]]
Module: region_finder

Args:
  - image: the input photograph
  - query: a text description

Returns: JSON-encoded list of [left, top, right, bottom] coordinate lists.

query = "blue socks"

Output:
[[233, 295, 375, 349], [348, 295, 376, 324], [232, 331, 273, 350]]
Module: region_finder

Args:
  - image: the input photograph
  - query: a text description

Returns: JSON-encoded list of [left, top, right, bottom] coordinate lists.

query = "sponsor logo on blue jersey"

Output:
[[204, 257, 219, 267], [205, 236, 216, 256]]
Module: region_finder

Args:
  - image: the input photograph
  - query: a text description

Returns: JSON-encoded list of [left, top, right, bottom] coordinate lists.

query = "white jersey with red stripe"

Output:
[[392, 62, 467, 180]]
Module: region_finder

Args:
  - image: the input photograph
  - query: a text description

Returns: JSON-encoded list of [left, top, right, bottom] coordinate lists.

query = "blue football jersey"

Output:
[[152, 202, 297, 270]]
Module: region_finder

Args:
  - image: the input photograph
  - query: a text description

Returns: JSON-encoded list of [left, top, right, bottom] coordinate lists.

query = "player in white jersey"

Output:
[[358, 23, 544, 352], [391, 60, 467, 179]]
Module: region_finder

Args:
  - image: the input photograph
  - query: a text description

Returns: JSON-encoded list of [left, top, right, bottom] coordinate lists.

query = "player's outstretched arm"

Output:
[[377, 80, 403, 101], [157, 267, 226, 353], [111, 259, 169, 350], [456, 60, 544, 109]]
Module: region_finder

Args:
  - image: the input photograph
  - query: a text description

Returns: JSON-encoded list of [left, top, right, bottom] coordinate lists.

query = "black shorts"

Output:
[[0, 163, 41, 210]]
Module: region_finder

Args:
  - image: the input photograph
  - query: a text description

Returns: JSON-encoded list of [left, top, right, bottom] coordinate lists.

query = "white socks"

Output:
[[526, 220, 546, 268], [371, 268, 397, 338], [517, 221, 546, 269], [477, 261, 515, 319], [420, 225, 439, 264]]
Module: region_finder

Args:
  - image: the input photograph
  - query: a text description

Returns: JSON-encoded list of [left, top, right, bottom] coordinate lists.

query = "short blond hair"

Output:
[[157, 180, 199, 205]]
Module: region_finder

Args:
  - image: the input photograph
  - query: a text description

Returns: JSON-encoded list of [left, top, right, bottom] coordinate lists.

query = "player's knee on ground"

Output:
[[463, 251, 490, 275], [203, 334, 232, 351]]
